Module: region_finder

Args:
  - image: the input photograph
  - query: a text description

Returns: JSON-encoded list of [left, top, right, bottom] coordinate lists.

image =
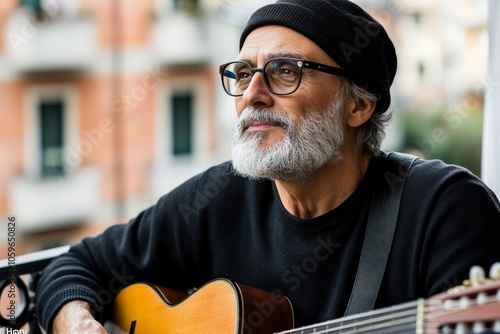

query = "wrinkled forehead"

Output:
[[237, 25, 339, 67]]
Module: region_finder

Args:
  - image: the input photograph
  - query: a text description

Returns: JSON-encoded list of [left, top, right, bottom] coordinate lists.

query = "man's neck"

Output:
[[274, 149, 372, 219]]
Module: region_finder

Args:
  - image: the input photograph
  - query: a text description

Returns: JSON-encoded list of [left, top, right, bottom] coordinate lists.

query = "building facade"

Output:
[[0, 0, 267, 253], [0, 0, 489, 254]]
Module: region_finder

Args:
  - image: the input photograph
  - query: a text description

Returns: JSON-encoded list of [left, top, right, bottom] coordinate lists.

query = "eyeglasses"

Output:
[[219, 57, 349, 97]]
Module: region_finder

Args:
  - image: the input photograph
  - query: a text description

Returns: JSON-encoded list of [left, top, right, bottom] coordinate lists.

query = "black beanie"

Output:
[[239, 0, 397, 114]]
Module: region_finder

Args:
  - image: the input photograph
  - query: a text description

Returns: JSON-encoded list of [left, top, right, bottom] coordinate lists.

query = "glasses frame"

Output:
[[219, 57, 350, 97]]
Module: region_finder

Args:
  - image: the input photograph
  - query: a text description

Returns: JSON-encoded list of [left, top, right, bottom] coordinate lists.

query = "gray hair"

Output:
[[338, 78, 392, 156]]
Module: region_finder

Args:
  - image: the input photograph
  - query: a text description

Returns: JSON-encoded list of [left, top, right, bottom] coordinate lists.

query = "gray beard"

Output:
[[231, 98, 345, 182]]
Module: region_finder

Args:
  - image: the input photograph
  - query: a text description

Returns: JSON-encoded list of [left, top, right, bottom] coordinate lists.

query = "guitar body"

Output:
[[107, 265, 500, 334], [107, 279, 294, 334]]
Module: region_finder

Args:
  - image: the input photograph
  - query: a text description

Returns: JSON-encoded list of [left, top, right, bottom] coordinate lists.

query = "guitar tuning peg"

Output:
[[469, 265, 485, 286], [489, 262, 500, 280]]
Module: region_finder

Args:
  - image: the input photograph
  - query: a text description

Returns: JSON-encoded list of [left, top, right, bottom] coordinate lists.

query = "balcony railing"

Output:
[[4, 9, 97, 73], [152, 12, 209, 67], [0, 245, 69, 333], [8, 167, 101, 233]]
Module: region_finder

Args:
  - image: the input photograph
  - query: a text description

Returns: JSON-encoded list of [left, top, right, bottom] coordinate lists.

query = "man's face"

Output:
[[231, 25, 350, 181]]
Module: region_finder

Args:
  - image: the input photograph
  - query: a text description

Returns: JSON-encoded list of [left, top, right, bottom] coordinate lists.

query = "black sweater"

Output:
[[36, 153, 500, 331]]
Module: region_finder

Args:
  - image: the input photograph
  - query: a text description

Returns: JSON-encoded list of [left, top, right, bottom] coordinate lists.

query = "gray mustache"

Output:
[[237, 108, 294, 132]]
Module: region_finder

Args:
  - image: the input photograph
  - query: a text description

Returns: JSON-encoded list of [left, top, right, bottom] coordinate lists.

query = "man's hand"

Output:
[[52, 300, 107, 334]]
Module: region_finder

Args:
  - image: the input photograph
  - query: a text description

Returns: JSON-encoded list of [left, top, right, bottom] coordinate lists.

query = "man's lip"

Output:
[[244, 121, 281, 132]]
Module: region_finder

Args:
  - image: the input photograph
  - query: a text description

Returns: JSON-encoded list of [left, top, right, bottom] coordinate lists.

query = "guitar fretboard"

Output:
[[276, 299, 427, 334]]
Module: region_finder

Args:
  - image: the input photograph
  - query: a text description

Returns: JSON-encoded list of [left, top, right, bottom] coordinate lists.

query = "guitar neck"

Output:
[[108, 266, 500, 334], [277, 299, 426, 334]]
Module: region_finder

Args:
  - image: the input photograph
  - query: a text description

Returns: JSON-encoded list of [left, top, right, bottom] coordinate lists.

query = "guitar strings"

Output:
[[276, 300, 423, 334], [276, 293, 500, 334]]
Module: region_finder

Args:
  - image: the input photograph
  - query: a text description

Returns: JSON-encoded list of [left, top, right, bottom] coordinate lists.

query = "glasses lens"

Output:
[[222, 62, 252, 96], [265, 58, 301, 95]]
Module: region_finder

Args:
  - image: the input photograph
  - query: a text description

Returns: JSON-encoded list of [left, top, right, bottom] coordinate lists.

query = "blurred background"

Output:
[[0, 0, 492, 254]]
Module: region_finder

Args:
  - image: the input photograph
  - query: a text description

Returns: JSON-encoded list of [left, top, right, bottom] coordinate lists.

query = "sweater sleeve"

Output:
[[423, 168, 500, 295], [405, 160, 500, 297], [376, 157, 500, 310], [35, 162, 233, 332]]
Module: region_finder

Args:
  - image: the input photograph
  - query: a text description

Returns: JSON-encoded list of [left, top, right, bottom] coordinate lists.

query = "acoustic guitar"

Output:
[[106, 264, 500, 334]]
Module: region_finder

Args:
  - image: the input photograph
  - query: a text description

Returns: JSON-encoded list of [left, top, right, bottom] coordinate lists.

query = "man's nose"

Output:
[[241, 72, 274, 108]]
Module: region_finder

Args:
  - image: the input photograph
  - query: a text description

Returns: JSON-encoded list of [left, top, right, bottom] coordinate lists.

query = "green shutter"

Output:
[[171, 93, 193, 156], [39, 101, 65, 178], [20, 0, 43, 13]]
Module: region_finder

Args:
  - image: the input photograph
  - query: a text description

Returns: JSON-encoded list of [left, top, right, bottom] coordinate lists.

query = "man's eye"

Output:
[[237, 71, 251, 80], [278, 67, 295, 76], [270, 63, 299, 81]]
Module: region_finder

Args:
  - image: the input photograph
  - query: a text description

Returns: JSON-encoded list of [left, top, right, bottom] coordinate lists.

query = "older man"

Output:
[[37, 0, 500, 333]]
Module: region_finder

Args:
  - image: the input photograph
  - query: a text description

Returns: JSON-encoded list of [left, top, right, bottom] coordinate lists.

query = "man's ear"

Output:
[[346, 98, 376, 128]]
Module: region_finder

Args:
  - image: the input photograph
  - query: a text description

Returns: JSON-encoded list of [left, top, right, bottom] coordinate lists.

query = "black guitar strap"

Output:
[[344, 152, 418, 316]]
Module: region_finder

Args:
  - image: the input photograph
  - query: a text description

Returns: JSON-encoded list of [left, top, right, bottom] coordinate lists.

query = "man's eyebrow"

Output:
[[237, 51, 305, 65], [265, 51, 304, 59]]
